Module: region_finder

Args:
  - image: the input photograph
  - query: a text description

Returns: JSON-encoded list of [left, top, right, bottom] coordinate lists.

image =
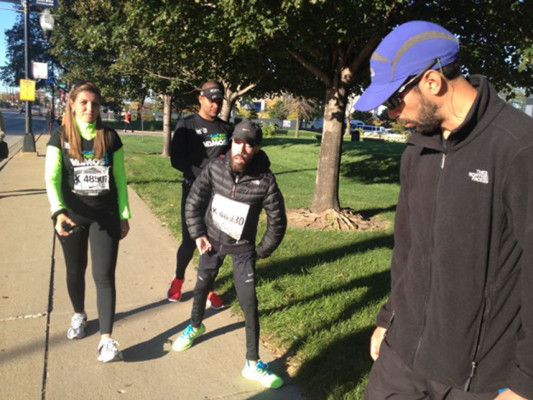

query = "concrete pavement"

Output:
[[0, 133, 306, 400]]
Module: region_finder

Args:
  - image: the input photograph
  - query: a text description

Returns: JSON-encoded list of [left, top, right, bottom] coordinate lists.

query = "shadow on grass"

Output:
[[263, 138, 318, 148], [358, 204, 397, 219], [267, 268, 389, 399], [259, 234, 393, 281], [215, 233, 393, 303], [295, 326, 375, 399], [128, 178, 182, 185], [274, 168, 317, 176], [211, 234, 392, 399], [340, 141, 404, 185], [264, 137, 403, 185], [341, 154, 401, 184]]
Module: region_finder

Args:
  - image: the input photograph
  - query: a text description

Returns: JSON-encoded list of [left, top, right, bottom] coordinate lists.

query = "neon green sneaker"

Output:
[[172, 324, 205, 351], [242, 360, 284, 389]]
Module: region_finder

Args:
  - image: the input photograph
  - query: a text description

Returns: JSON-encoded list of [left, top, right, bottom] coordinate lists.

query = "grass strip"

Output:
[[122, 134, 404, 399]]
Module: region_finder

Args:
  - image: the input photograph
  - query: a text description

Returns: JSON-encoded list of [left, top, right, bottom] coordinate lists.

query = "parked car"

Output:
[[361, 125, 385, 134], [31, 106, 42, 116]]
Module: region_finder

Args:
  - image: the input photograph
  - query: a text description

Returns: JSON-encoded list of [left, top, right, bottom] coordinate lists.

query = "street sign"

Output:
[[32, 61, 48, 79], [34, 0, 58, 7], [20, 79, 36, 101]]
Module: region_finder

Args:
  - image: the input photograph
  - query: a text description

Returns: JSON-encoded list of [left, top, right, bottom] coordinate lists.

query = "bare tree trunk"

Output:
[[344, 95, 356, 138], [219, 97, 234, 122], [295, 113, 300, 138], [310, 85, 347, 213], [344, 117, 351, 137], [161, 93, 172, 157], [220, 80, 258, 122], [138, 94, 146, 132]]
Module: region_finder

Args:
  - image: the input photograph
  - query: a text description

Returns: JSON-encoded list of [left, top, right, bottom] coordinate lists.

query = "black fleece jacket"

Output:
[[185, 149, 286, 259], [378, 75, 533, 398]]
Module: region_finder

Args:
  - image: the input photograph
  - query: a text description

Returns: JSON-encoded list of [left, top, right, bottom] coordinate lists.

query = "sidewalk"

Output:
[[0, 134, 306, 400]]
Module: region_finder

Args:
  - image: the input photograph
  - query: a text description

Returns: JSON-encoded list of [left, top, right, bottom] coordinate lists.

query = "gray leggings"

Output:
[[57, 209, 120, 335]]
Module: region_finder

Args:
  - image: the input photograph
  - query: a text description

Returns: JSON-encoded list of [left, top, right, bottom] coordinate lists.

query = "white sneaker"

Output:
[[97, 338, 123, 363], [242, 360, 284, 389], [67, 312, 87, 340]]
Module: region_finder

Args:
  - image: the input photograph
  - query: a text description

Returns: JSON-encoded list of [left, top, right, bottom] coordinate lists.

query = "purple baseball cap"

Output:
[[354, 21, 459, 111]]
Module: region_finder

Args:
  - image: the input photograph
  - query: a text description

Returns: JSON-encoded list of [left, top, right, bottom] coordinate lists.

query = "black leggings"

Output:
[[191, 250, 259, 361], [57, 209, 120, 335], [175, 180, 196, 280]]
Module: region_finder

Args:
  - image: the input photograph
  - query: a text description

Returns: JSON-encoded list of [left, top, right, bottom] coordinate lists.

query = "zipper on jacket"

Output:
[[388, 311, 395, 327], [413, 141, 446, 364], [464, 296, 491, 391], [231, 176, 239, 198], [441, 137, 448, 169], [464, 362, 477, 391]]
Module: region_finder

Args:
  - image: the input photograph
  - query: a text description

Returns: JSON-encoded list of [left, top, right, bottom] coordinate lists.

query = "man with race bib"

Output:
[[172, 121, 287, 389]]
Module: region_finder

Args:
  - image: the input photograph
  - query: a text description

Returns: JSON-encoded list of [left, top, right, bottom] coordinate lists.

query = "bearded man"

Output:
[[172, 120, 287, 390], [356, 21, 533, 400]]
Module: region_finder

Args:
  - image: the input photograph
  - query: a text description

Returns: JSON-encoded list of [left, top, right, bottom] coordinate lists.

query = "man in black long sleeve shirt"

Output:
[[167, 81, 233, 305]]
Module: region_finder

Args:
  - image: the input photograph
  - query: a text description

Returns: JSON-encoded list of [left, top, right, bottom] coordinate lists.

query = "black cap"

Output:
[[233, 121, 262, 147], [200, 86, 223, 101]]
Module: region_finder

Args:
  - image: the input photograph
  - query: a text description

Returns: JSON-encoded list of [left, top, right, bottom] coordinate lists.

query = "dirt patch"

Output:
[[286, 208, 388, 231]]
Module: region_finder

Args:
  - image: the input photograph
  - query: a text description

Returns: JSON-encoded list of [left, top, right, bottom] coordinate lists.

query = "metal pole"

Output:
[[23, 0, 36, 153]]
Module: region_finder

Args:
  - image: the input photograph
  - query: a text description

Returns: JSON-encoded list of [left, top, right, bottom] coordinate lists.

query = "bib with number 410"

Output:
[[211, 194, 250, 240]]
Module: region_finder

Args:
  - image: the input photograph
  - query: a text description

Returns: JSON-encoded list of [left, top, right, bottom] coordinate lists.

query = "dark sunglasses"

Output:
[[383, 58, 441, 110]]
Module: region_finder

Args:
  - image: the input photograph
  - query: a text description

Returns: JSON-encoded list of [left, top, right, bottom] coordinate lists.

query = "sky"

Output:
[[0, 3, 21, 89]]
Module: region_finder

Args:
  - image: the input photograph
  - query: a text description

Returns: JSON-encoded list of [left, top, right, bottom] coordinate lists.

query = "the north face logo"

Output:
[[468, 169, 489, 184]]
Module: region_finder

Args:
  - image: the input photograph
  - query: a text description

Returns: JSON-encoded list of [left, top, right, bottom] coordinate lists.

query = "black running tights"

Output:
[[175, 180, 195, 280], [191, 251, 260, 361], [58, 210, 120, 335]]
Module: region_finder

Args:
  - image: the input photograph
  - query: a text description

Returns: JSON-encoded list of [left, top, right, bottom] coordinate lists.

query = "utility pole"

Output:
[[22, 0, 36, 153]]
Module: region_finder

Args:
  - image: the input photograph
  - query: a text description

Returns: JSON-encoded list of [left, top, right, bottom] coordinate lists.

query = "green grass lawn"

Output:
[[121, 135, 405, 399]]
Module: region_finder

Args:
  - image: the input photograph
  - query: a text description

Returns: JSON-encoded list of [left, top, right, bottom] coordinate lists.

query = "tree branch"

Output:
[[345, 35, 381, 85], [287, 48, 332, 87], [344, 2, 400, 86], [144, 69, 196, 92]]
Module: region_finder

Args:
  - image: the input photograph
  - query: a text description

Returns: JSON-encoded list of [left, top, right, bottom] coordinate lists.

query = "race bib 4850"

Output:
[[73, 165, 110, 196]]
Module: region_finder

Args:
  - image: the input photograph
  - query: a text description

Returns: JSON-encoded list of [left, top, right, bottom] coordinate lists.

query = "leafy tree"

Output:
[[351, 110, 372, 124], [268, 99, 288, 120], [0, 6, 58, 88], [248, 107, 258, 119], [219, 0, 533, 213], [284, 95, 319, 137], [377, 109, 391, 126]]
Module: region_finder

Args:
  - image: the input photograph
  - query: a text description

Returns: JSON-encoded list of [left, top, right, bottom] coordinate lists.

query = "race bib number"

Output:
[[73, 165, 110, 195], [211, 194, 250, 240]]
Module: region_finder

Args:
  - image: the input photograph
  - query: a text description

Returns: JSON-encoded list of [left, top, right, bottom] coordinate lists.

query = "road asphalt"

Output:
[[0, 132, 306, 400]]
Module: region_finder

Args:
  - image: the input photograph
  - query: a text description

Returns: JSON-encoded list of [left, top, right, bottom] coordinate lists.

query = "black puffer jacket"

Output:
[[185, 150, 286, 258]]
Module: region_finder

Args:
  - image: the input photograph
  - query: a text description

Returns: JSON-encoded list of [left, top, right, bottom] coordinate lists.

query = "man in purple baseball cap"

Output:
[[362, 21, 533, 400]]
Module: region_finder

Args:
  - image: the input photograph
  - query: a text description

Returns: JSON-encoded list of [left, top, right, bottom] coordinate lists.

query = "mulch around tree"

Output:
[[286, 208, 389, 231]]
